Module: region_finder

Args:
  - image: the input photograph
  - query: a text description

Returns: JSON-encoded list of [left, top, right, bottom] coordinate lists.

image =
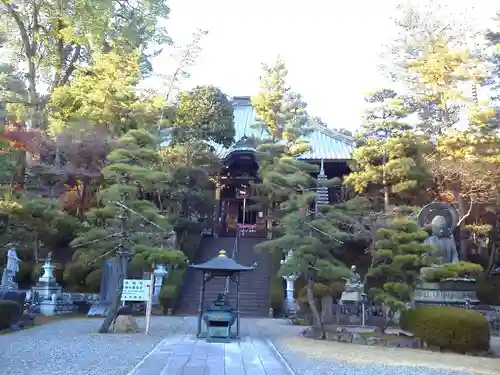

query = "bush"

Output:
[[0, 300, 22, 330], [158, 268, 185, 313], [299, 283, 332, 300], [269, 277, 284, 315], [476, 274, 500, 305], [423, 261, 483, 282], [404, 306, 490, 354]]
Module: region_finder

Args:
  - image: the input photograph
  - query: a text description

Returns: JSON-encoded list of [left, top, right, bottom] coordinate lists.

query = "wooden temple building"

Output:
[[175, 96, 355, 316], [210, 96, 354, 238]]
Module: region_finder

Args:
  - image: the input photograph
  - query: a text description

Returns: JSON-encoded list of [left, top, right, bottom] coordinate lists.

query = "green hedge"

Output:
[[0, 300, 22, 330], [269, 277, 284, 315], [158, 268, 186, 312], [158, 230, 202, 314], [402, 306, 490, 354]]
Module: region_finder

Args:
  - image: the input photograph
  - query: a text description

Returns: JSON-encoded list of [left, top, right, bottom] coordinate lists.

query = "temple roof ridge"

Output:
[[230, 95, 355, 149]]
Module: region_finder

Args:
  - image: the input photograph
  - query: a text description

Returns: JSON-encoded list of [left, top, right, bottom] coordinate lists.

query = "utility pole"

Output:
[[98, 189, 131, 333]]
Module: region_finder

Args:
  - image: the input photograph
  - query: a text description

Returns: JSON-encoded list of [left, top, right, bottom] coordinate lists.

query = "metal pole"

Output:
[[236, 273, 240, 339], [242, 186, 247, 237], [145, 265, 155, 335], [197, 273, 206, 337]]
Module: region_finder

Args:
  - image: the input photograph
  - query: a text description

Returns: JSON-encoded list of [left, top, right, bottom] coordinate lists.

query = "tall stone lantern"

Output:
[[281, 249, 298, 317]]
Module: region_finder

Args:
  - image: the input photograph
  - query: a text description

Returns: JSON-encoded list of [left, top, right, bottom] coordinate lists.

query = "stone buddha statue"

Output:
[[418, 202, 460, 280], [424, 215, 459, 265], [344, 265, 363, 293]]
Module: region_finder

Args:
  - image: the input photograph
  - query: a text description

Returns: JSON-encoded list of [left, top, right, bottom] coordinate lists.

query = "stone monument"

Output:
[[32, 252, 62, 299], [0, 244, 21, 290], [413, 202, 478, 306], [31, 253, 76, 316], [88, 257, 120, 317]]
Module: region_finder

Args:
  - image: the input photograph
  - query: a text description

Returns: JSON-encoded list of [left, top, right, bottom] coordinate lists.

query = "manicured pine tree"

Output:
[[70, 129, 185, 333], [345, 88, 431, 212], [367, 214, 433, 326]]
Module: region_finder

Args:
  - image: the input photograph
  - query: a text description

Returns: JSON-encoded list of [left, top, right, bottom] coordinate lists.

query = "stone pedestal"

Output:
[[284, 275, 298, 316], [39, 293, 77, 316], [0, 268, 18, 291], [32, 259, 61, 299], [340, 291, 363, 302], [413, 280, 479, 306]]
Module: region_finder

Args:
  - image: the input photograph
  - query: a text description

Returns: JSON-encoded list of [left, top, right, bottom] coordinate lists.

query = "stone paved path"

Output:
[[127, 317, 292, 375]]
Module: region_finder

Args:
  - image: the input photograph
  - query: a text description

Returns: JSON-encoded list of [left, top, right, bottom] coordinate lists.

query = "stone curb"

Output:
[[266, 337, 297, 375]]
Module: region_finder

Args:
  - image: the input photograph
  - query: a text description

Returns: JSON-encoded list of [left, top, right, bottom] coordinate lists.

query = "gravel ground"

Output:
[[256, 319, 500, 375], [0, 316, 185, 375]]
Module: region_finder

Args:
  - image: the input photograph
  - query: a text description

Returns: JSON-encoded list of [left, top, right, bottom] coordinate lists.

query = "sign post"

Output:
[[121, 279, 151, 334], [145, 268, 155, 335]]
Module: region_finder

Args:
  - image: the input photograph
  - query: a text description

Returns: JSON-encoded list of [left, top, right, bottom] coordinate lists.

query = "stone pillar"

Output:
[[284, 275, 298, 315], [213, 183, 221, 238]]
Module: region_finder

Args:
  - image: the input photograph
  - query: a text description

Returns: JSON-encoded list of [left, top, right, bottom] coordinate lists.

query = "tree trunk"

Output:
[[98, 257, 124, 333], [382, 153, 390, 213], [454, 185, 468, 260], [306, 276, 325, 339]]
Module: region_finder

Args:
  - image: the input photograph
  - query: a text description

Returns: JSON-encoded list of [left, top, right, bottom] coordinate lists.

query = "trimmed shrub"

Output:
[[423, 261, 483, 282], [158, 268, 186, 312], [398, 308, 418, 331], [0, 300, 22, 330], [405, 306, 490, 354], [269, 277, 284, 315], [476, 274, 500, 305], [299, 283, 332, 300]]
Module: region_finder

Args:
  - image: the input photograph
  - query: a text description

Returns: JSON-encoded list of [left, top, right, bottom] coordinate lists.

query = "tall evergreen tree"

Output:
[[345, 89, 431, 212], [70, 129, 185, 333], [367, 215, 432, 327]]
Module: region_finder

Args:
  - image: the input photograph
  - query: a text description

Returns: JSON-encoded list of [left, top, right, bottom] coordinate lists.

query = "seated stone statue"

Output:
[[340, 265, 364, 304], [423, 215, 459, 265]]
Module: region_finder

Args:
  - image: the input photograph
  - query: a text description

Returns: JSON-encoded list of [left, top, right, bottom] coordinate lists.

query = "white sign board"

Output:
[[121, 279, 151, 302]]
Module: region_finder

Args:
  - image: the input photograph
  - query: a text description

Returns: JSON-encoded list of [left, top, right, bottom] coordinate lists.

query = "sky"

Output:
[[148, 0, 500, 131]]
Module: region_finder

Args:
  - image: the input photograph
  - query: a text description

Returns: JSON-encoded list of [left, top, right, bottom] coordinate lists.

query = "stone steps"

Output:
[[175, 236, 270, 316]]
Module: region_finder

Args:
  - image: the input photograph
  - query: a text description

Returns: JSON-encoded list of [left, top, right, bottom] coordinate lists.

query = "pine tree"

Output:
[[250, 58, 316, 236], [345, 89, 431, 212], [367, 216, 433, 325], [70, 129, 185, 333]]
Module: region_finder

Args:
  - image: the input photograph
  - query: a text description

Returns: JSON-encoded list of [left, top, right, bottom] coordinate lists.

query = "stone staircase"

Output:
[[175, 236, 271, 317]]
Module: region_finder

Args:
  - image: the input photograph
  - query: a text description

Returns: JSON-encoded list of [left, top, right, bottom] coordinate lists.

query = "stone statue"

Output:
[[344, 265, 363, 293], [424, 215, 459, 264], [418, 202, 459, 265], [1, 244, 21, 289], [340, 265, 364, 303], [6, 245, 21, 273]]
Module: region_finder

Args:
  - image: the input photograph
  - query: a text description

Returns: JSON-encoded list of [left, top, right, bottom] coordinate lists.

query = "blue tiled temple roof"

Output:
[[213, 96, 354, 160], [160, 96, 354, 161]]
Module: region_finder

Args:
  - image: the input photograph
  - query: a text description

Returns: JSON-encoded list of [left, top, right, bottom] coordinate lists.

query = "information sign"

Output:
[[121, 279, 151, 301]]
